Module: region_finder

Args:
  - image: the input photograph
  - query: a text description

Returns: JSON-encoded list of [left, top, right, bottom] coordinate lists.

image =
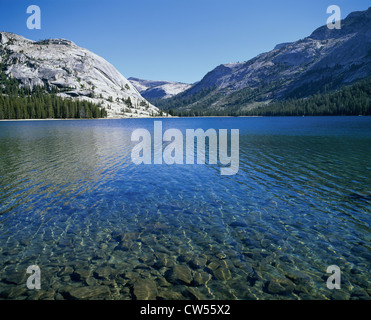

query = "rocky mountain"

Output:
[[0, 32, 160, 118], [128, 77, 191, 100], [157, 7, 371, 113]]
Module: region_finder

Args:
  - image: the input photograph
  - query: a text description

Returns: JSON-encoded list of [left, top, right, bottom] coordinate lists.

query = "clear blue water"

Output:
[[0, 116, 370, 300]]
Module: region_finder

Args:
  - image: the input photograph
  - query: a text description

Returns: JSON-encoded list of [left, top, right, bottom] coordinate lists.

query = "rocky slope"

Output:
[[128, 77, 191, 100], [0, 32, 160, 118], [158, 7, 371, 113]]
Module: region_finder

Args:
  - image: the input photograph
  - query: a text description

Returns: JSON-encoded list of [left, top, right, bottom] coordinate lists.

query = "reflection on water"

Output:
[[0, 117, 370, 300]]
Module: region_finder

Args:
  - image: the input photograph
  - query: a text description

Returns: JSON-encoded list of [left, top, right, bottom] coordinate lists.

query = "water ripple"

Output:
[[0, 117, 370, 300]]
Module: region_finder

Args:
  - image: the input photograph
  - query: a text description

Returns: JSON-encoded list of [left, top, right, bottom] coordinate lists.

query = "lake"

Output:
[[0, 116, 370, 300]]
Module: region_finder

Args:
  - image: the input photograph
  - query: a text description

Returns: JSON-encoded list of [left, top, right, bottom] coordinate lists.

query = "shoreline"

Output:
[[0, 116, 262, 121], [0, 115, 368, 121]]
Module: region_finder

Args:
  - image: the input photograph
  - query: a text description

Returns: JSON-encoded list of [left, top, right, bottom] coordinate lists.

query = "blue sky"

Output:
[[0, 0, 370, 83]]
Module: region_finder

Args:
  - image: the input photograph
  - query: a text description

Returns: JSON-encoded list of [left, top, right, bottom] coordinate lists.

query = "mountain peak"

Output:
[[129, 77, 191, 100], [0, 31, 32, 44], [34, 38, 76, 46], [0, 32, 161, 118], [155, 7, 371, 113], [309, 6, 371, 40]]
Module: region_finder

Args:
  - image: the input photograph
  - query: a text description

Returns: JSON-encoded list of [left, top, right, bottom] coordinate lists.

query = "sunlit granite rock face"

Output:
[[168, 7, 371, 110], [0, 32, 161, 118], [129, 77, 191, 100]]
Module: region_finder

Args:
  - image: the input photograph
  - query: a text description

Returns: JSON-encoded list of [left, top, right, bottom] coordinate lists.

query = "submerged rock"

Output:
[[183, 287, 208, 300], [350, 287, 370, 300], [331, 289, 351, 300], [213, 266, 232, 281], [189, 256, 207, 270], [206, 260, 233, 281], [73, 268, 92, 281], [157, 289, 185, 300], [264, 278, 295, 295], [68, 285, 111, 300], [229, 221, 248, 228], [115, 232, 141, 251], [192, 271, 212, 286], [94, 266, 116, 279], [166, 265, 193, 285], [139, 253, 156, 267], [131, 279, 158, 300], [0, 286, 28, 299], [154, 253, 175, 269], [179, 253, 207, 270], [282, 269, 312, 286]]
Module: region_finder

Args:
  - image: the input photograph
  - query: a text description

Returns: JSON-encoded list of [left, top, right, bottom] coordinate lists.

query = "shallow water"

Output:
[[0, 116, 370, 300]]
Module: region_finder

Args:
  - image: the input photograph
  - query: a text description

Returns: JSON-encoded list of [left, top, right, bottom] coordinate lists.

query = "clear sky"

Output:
[[0, 0, 370, 83]]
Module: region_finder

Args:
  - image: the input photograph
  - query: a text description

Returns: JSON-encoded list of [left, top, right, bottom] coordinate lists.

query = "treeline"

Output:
[[0, 93, 108, 119], [248, 77, 371, 116], [0, 66, 107, 119], [167, 77, 371, 117], [149, 86, 219, 112]]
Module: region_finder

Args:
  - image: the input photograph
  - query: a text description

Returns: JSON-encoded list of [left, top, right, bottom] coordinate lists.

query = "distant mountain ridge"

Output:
[[0, 32, 160, 118], [155, 7, 371, 114], [128, 77, 191, 100]]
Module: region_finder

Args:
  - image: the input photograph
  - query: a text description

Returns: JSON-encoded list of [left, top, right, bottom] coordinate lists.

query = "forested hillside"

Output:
[[0, 65, 107, 119], [167, 78, 371, 117]]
